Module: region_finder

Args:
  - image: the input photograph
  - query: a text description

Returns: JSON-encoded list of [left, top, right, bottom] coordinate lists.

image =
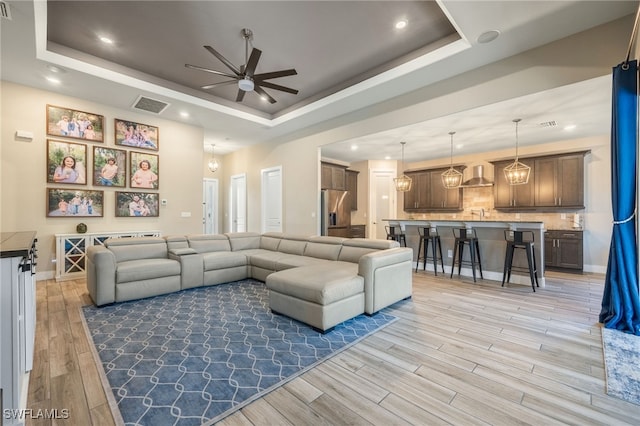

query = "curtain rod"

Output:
[[624, 4, 640, 66]]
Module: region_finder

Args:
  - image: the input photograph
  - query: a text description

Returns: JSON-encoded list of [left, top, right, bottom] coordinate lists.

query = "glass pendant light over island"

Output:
[[504, 118, 531, 185], [394, 141, 412, 192], [441, 131, 463, 188]]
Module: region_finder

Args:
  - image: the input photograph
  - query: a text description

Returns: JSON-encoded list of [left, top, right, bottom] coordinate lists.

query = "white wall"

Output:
[[1, 82, 206, 278]]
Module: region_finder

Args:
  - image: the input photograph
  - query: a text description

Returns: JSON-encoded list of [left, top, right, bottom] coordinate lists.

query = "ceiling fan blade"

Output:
[[201, 80, 238, 90], [254, 85, 277, 104], [235, 89, 246, 103], [244, 48, 262, 77], [257, 81, 299, 95], [253, 69, 297, 81], [185, 64, 237, 79], [204, 45, 241, 76]]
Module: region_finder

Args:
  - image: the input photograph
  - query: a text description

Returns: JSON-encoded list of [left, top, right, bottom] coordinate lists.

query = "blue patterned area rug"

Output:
[[81, 279, 398, 425], [602, 327, 640, 405]]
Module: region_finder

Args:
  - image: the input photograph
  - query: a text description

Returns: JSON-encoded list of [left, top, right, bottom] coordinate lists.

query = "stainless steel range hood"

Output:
[[460, 165, 494, 187]]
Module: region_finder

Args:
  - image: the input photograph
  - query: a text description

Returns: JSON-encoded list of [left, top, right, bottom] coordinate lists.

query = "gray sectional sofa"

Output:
[[86, 232, 413, 331]]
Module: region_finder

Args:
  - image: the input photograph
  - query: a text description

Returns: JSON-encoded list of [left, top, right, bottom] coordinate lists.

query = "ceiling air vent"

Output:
[[539, 120, 557, 127], [0, 1, 12, 20], [132, 95, 170, 115]]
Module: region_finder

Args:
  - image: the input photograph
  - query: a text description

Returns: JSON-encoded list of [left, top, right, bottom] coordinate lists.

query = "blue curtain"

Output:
[[599, 60, 640, 335]]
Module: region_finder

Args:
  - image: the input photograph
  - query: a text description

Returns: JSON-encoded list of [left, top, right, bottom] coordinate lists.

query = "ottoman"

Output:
[[266, 264, 365, 332]]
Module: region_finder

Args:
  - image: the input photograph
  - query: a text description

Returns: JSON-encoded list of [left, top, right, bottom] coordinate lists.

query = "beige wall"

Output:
[[1, 82, 206, 278]]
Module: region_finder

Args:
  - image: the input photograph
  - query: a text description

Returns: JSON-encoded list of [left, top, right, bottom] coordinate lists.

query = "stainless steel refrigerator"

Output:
[[321, 189, 350, 236]]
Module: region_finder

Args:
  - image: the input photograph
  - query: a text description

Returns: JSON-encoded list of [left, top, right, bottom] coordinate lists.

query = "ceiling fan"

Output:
[[185, 28, 298, 104]]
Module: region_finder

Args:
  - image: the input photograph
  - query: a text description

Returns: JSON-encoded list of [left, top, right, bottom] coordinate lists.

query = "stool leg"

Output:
[[525, 245, 536, 292], [532, 246, 540, 288], [423, 238, 429, 271], [415, 237, 423, 272], [431, 237, 438, 276], [502, 244, 511, 287], [469, 241, 477, 282], [475, 240, 483, 279], [506, 246, 514, 283], [450, 241, 459, 278], [457, 241, 464, 277], [437, 237, 445, 273]]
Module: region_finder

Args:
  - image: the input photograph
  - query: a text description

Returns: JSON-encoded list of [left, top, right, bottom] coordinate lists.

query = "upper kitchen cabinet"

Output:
[[403, 168, 463, 212], [321, 162, 347, 190], [345, 169, 359, 210], [493, 151, 587, 211], [534, 153, 586, 209], [492, 159, 535, 209]]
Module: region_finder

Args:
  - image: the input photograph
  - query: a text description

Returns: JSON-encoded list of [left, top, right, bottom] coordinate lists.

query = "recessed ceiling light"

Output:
[[384, 155, 391, 160], [180, 112, 189, 118], [395, 19, 408, 30], [99, 36, 114, 44], [350, 145, 358, 151], [455, 144, 464, 150], [564, 124, 577, 131], [260, 96, 268, 101], [477, 30, 500, 44], [46, 76, 61, 84]]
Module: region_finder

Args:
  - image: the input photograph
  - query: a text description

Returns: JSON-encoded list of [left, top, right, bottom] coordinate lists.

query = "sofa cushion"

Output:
[[277, 235, 309, 255], [275, 254, 327, 270], [338, 238, 400, 263], [226, 232, 261, 251], [165, 235, 189, 251], [106, 237, 168, 263], [202, 251, 247, 271], [304, 236, 344, 260], [260, 234, 282, 251], [116, 259, 180, 284], [267, 265, 364, 305], [187, 234, 231, 253], [249, 251, 288, 270]]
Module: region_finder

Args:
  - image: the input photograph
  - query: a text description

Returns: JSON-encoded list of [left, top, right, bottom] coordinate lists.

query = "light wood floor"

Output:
[[27, 271, 640, 425]]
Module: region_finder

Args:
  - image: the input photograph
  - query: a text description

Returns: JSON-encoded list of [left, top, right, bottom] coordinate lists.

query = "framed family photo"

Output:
[[115, 119, 159, 150], [47, 140, 87, 185], [47, 188, 104, 217], [115, 192, 159, 217], [46, 105, 104, 142], [93, 146, 127, 187], [130, 151, 159, 189]]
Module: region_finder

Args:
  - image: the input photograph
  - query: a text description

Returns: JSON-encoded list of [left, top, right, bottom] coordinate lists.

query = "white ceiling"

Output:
[[1, 1, 636, 162]]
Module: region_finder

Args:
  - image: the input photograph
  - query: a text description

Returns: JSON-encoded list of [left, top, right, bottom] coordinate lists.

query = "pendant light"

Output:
[[394, 141, 412, 192], [503, 118, 531, 185], [441, 131, 463, 188], [207, 144, 219, 172]]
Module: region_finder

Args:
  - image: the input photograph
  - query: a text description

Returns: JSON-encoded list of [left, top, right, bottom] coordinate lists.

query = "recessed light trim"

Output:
[[395, 19, 408, 30], [99, 36, 114, 44], [477, 30, 500, 44], [564, 124, 577, 131], [46, 76, 61, 84]]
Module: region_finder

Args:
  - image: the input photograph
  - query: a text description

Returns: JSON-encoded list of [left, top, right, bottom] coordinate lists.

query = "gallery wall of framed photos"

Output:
[[45, 105, 161, 218]]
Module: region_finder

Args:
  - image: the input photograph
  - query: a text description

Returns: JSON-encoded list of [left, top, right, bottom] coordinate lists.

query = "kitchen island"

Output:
[[384, 219, 546, 287]]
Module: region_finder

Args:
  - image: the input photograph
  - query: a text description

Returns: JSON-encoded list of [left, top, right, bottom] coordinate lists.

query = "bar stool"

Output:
[[502, 230, 539, 292], [416, 226, 445, 274], [385, 223, 406, 247], [450, 227, 483, 282]]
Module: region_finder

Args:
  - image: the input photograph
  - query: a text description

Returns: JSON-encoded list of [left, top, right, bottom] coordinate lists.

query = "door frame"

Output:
[[202, 178, 219, 234], [261, 165, 283, 233], [369, 169, 397, 239]]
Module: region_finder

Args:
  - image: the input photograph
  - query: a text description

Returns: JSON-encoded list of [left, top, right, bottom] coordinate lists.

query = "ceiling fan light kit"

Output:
[[185, 28, 298, 104], [504, 118, 531, 185]]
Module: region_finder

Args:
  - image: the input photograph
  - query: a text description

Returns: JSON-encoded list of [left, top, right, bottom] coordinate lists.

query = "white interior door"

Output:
[[262, 166, 283, 233], [230, 173, 247, 232], [370, 170, 396, 240], [202, 178, 219, 234]]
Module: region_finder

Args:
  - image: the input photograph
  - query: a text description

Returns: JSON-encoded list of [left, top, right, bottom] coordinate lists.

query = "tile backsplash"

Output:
[[405, 186, 584, 230]]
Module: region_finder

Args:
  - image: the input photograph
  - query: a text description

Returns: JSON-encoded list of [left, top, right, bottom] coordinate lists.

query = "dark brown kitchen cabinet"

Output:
[[545, 230, 583, 271], [403, 168, 463, 212], [349, 224, 366, 238], [321, 162, 347, 190], [492, 159, 535, 209], [346, 169, 359, 210], [534, 154, 585, 208], [403, 171, 430, 211]]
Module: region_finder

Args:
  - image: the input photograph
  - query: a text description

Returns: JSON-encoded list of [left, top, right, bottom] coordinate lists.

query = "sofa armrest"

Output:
[[358, 247, 413, 314], [169, 248, 203, 289], [87, 245, 117, 306]]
